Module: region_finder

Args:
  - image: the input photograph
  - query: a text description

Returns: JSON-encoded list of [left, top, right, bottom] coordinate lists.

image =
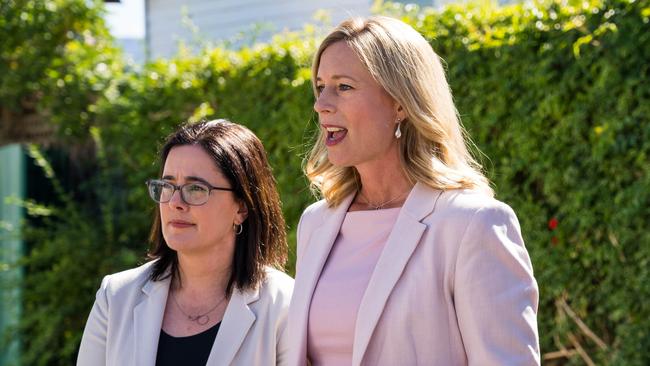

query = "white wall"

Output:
[[146, 0, 370, 59]]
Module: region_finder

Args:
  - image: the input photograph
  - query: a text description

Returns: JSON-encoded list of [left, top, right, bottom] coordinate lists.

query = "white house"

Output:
[[145, 0, 372, 58]]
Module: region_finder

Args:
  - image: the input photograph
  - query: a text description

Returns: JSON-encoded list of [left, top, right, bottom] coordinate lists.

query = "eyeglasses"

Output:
[[146, 179, 234, 206]]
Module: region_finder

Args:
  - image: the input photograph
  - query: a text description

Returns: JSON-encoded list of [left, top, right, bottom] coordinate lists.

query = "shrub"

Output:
[[4, 0, 648, 364], [400, 0, 649, 363]]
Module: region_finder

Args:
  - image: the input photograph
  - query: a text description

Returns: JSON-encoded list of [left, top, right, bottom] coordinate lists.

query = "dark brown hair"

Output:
[[147, 119, 287, 295]]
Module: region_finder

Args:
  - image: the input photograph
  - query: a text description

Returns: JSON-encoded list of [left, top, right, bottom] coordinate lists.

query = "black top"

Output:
[[155, 322, 221, 366]]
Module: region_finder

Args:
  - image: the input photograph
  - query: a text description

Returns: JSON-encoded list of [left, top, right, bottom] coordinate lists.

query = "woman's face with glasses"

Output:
[[155, 145, 247, 256]]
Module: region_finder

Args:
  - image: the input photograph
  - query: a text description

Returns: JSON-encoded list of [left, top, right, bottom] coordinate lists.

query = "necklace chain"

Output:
[[358, 190, 409, 210], [171, 292, 227, 326]]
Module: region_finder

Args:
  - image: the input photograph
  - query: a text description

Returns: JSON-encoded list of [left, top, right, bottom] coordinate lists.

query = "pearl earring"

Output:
[[395, 119, 402, 139]]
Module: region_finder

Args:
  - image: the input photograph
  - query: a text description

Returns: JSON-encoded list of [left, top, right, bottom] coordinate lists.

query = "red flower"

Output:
[[548, 217, 558, 230]]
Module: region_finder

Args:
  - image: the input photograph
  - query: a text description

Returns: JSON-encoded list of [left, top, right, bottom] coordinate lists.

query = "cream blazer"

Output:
[[77, 261, 294, 366], [287, 183, 540, 365]]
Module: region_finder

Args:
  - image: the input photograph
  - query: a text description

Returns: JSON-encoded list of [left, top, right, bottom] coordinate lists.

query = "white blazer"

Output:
[[77, 261, 294, 366], [288, 183, 540, 366]]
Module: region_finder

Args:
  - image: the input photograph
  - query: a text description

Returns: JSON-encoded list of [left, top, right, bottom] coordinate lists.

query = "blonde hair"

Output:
[[305, 16, 493, 206]]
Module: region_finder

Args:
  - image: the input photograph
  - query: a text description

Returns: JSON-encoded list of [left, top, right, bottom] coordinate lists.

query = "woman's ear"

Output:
[[235, 200, 248, 224], [395, 104, 406, 122]]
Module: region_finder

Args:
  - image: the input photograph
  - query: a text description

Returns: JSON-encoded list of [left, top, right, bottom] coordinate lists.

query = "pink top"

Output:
[[307, 207, 401, 366]]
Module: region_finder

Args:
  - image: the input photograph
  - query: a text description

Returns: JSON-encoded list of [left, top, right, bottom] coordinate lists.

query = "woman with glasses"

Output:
[[287, 16, 539, 365], [78, 120, 293, 366]]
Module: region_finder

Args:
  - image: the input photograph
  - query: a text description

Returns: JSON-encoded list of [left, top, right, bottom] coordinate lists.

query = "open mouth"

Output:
[[325, 126, 347, 146]]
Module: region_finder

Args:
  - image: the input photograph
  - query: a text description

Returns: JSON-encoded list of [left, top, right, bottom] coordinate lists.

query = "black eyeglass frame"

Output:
[[145, 179, 235, 206]]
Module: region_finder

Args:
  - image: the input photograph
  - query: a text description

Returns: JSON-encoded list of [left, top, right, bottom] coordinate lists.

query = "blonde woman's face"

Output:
[[314, 41, 402, 169]]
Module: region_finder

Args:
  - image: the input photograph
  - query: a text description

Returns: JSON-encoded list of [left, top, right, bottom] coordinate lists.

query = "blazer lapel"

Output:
[[134, 276, 171, 366], [206, 287, 259, 365], [352, 183, 443, 366], [289, 194, 354, 364]]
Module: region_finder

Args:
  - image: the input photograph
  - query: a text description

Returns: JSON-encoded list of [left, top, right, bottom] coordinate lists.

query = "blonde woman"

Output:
[[287, 16, 539, 365]]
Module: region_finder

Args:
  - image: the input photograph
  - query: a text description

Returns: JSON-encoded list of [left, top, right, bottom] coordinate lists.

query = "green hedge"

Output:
[[4, 0, 648, 365], [0, 0, 121, 142], [406, 1, 649, 364]]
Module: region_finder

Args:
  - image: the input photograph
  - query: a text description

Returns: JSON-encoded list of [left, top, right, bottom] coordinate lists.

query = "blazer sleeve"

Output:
[[295, 200, 329, 273], [276, 307, 290, 366], [77, 275, 110, 366], [268, 270, 293, 366], [295, 205, 313, 274], [453, 202, 540, 365]]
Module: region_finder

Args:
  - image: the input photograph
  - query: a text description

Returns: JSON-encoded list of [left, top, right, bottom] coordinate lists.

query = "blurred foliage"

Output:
[[1, 0, 648, 365], [0, 0, 123, 144]]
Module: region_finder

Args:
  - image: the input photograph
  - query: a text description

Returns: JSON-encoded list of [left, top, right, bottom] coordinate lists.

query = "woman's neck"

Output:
[[353, 158, 414, 210], [174, 250, 232, 298]]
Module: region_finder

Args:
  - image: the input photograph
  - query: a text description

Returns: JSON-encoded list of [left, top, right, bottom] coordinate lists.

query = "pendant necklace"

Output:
[[172, 292, 227, 326], [358, 189, 409, 210]]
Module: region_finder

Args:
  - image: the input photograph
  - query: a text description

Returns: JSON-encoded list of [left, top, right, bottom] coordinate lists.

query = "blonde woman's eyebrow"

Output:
[[316, 74, 359, 82]]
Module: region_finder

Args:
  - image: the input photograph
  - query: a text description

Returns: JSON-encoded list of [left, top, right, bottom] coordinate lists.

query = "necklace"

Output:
[[171, 292, 227, 326], [357, 189, 409, 210]]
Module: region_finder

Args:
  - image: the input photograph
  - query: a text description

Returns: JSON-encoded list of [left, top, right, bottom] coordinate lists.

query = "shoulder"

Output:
[[258, 267, 294, 302], [99, 260, 158, 297], [433, 189, 518, 223], [296, 198, 329, 246], [413, 188, 521, 243], [248, 267, 294, 315], [299, 198, 329, 223], [428, 190, 526, 260]]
